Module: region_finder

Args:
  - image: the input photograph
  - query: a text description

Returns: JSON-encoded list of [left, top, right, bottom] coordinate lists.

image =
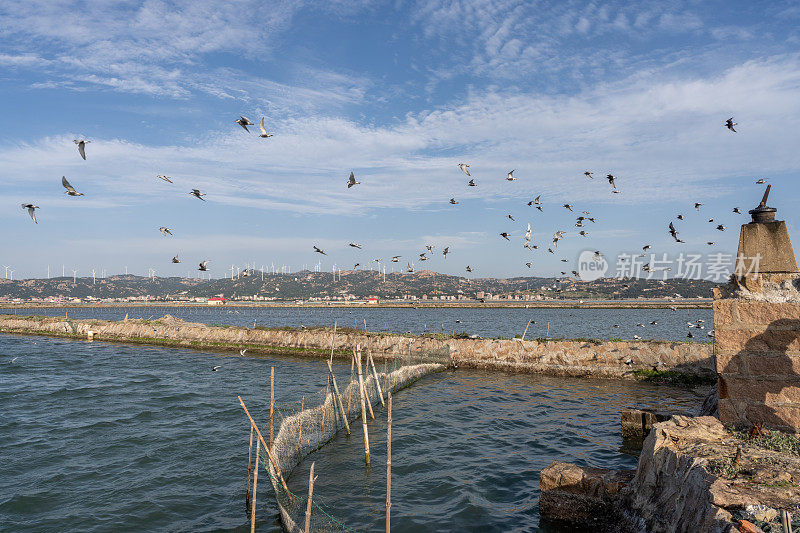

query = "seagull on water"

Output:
[[313, 246, 327, 255], [458, 163, 471, 176], [258, 118, 273, 138], [157, 175, 173, 183], [190, 189, 206, 201], [61, 176, 83, 196], [725, 117, 737, 132], [347, 172, 360, 188], [198, 261, 209, 271], [235, 116, 254, 132], [21, 204, 39, 224], [74, 139, 90, 160], [506, 170, 516, 181]]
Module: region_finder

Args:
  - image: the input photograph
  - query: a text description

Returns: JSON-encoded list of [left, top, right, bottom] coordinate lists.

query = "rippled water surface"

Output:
[[0, 334, 701, 532], [1, 305, 713, 342]]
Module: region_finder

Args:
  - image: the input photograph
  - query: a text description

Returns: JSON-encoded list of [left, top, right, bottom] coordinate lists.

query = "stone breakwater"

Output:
[[0, 314, 714, 380]]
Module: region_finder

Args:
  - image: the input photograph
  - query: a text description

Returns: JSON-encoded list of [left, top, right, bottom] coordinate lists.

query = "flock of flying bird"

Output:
[[21, 116, 756, 294]]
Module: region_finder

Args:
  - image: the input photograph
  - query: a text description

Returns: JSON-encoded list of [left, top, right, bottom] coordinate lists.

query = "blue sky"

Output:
[[1, 0, 800, 280]]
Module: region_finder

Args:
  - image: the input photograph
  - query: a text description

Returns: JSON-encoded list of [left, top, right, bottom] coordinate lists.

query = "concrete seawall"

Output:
[[0, 314, 715, 380]]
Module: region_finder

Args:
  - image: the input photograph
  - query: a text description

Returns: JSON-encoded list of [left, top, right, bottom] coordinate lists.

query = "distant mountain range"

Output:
[[0, 270, 719, 301]]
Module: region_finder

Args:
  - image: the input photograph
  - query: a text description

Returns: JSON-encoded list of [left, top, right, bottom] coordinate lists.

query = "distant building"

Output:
[[207, 297, 226, 306], [367, 296, 379, 304]]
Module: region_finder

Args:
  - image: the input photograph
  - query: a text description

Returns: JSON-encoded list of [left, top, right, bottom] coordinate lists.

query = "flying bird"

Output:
[[198, 261, 209, 271], [668, 222, 684, 242], [579, 231, 589, 237], [466, 265, 473, 272], [458, 163, 471, 176], [349, 243, 362, 249], [584, 171, 593, 179], [419, 254, 427, 261], [725, 117, 737, 132], [677, 214, 684, 220], [563, 204, 573, 212], [73, 139, 90, 160], [606, 174, 617, 189], [212, 366, 221, 372], [707, 242, 715, 245], [442, 247, 450, 258], [426, 245, 434, 253], [159, 227, 173, 236], [506, 170, 516, 181], [694, 203, 703, 211], [313, 246, 326, 255], [61, 176, 83, 196], [21, 204, 39, 224], [733, 207, 741, 214], [756, 178, 766, 184], [353, 263, 360, 269], [524, 223, 531, 244], [450, 198, 458, 205], [642, 245, 651, 252], [190, 189, 206, 201], [171, 255, 181, 263], [258, 118, 273, 138], [500, 232, 510, 240], [525, 262, 531, 268], [347, 171, 360, 188], [156, 175, 173, 183], [235, 116, 254, 132], [507, 214, 515, 221], [708, 218, 715, 223], [406, 262, 414, 273], [391, 256, 401, 262], [468, 179, 476, 187], [716, 224, 726, 231]]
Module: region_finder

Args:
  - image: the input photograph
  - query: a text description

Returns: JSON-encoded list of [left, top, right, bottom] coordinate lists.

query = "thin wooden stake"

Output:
[[298, 396, 304, 452], [356, 347, 371, 466], [386, 392, 392, 533], [327, 360, 351, 435], [250, 439, 259, 533], [368, 349, 385, 407], [304, 462, 316, 533], [781, 509, 793, 533], [269, 367, 275, 447], [320, 374, 329, 431], [329, 321, 337, 364], [347, 352, 355, 417], [357, 347, 375, 420], [238, 397, 291, 499], [364, 318, 367, 333]]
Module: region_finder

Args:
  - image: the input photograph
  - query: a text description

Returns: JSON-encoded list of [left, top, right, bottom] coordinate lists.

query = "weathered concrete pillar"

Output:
[[715, 186, 800, 432]]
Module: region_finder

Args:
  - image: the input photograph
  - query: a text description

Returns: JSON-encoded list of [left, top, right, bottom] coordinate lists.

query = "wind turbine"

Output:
[[3, 265, 8, 279], [92, 269, 96, 285], [8, 269, 13, 281], [72, 269, 77, 284]]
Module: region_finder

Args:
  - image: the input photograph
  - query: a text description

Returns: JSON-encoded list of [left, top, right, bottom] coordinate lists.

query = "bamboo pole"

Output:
[[320, 374, 329, 431], [246, 424, 254, 515], [357, 346, 375, 420], [386, 392, 392, 533], [304, 462, 316, 533], [368, 349, 385, 407], [356, 347, 371, 466], [298, 396, 304, 452], [327, 360, 351, 435], [781, 509, 793, 533], [347, 352, 354, 417], [521, 319, 532, 341], [250, 439, 259, 533], [237, 396, 291, 498], [329, 321, 337, 364], [364, 318, 367, 333], [269, 367, 275, 447]]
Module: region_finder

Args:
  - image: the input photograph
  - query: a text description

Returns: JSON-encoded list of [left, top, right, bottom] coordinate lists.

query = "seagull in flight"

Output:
[[563, 204, 573, 212], [733, 207, 741, 214], [156, 175, 173, 183], [450, 198, 458, 205], [468, 179, 476, 187], [61, 176, 83, 196], [21, 204, 39, 224], [466, 265, 473, 272], [74, 139, 90, 160], [507, 214, 515, 221], [353, 263, 360, 269], [606, 174, 616, 189], [391, 256, 401, 262], [313, 246, 327, 255], [676, 214, 684, 220], [525, 262, 531, 268], [198, 260, 209, 271], [524, 223, 531, 244], [190, 189, 206, 201], [235, 116, 254, 132], [500, 232, 510, 240], [347, 171, 360, 188], [584, 171, 593, 179], [506, 170, 516, 181], [642, 245, 651, 252], [725, 117, 737, 132], [159, 227, 173, 236], [694, 203, 703, 211], [442, 247, 450, 258], [716, 224, 726, 231], [348, 243, 361, 249], [426, 245, 434, 253], [668, 222, 684, 243], [406, 262, 414, 273], [258, 118, 273, 138], [756, 178, 766, 184], [419, 254, 427, 261], [458, 163, 471, 176], [172, 255, 181, 263]]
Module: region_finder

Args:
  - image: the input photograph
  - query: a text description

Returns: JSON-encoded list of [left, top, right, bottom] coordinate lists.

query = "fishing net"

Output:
[[253, 343, 451, 532]]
